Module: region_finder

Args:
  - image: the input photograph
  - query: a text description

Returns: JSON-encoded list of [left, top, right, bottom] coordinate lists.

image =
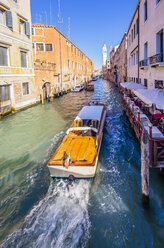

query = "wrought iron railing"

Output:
[[149, 53, 164, 65], [139, 59, 148, 67]]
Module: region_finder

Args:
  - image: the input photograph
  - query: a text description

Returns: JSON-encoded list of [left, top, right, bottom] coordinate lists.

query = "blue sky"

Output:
[[31, 0, 138, 69]]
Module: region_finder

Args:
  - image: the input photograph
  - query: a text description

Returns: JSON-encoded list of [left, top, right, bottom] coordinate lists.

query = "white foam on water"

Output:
[[95, 184, 129, 214], [1, 179, 91, 248]]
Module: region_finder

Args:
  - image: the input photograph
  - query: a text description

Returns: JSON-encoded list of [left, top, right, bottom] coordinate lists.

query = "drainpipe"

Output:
[[138, 2, 140, 83]]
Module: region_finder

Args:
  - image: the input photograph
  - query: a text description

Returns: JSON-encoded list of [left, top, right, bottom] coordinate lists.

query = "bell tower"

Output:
[[102, 43, 107, 65]]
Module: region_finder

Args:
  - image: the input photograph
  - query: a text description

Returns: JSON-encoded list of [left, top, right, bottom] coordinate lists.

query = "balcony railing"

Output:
[[139, 59, 148, 67], [149, 53, 164, 65]]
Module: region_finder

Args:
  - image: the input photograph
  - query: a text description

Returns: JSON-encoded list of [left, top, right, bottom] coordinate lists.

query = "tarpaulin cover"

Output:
[[133, 89, 164, 110], [120, 82, 146, 90]]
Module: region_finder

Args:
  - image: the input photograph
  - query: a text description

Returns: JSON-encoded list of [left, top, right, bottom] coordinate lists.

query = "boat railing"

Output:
[[66, 126, 98, 135]]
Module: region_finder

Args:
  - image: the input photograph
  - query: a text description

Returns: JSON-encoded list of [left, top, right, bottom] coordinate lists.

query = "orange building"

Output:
[[32, 24, 94, 99]]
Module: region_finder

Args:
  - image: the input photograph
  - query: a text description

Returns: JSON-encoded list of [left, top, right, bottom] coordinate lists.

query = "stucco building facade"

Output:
[[139, 0, 164, 89], [0, 0, 36, 115], [32, 24, 94, 99]]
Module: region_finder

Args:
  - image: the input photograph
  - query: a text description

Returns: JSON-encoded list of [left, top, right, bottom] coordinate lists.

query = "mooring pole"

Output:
[[141, 128, 150, 208]]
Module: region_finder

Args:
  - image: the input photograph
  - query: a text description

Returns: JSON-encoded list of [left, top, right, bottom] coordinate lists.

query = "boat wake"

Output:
[[1, 179, 91, 248]]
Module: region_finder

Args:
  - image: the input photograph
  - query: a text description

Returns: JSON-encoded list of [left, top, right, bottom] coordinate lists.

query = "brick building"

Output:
[[32, 24, 94, 99]]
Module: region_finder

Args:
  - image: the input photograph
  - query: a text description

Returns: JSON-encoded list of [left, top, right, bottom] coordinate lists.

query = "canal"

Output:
[[0, 78, 164, 248]]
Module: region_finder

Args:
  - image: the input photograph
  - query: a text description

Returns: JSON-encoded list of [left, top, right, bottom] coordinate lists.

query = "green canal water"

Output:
[[0, 79, 164, 248]]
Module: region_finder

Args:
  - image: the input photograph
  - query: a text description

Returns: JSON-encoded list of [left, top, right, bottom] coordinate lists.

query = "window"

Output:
[[18, 16, 30, 36], [134, 53, 135, 65], [136, 19, 139, 35], [144, 0, 148, 22], [45, 44, 53, 51], [75, 62, 77, 69], [131, 29, 133, 42], [144, 42, 148, 65], [144, 79, 147, 87], [19, 18, 25, 34], [0, 85, 10, 101], [0, 46, 8, 66], [68, 59, 70, 69], [134, 24, 135, 39], [21, 51, 27, 68], [136, 51, 139, 64], [0, 9, 4, 25], [72, 61, 74, 69], [155, 80, 163, 88], [32, 27, 34, 35], [36, 43, 44, 51], [156, 0, 160, 5], [22, 82, 29, 95], [156, 29, 163, 61]]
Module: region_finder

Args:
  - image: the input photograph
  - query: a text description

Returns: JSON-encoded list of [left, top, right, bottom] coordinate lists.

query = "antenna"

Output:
[[50, 0, 52, 24], [58, 0, 63, 93], [68, 17, 70, 39], [43, 11, 48, 25]]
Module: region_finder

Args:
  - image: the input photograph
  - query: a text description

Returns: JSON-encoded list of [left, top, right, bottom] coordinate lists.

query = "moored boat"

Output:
[[86, 82, 94, 91], [47, 101, 107, 178], [71, 84, 84, 92]]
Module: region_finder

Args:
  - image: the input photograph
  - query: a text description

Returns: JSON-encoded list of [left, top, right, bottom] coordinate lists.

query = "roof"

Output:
[[77, 105, 104, 121], [121, 82, 146, 90], [133, 89, 164, 109]]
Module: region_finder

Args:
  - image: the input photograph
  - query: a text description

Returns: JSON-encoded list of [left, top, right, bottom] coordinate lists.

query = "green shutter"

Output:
[[25, 22, 30, 37], [5, 11, 13, 29]]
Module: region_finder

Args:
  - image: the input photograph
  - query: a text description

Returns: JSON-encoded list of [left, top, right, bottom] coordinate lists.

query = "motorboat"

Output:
[[47, 101, 107, 178], [71, 84, 84, 92], [86, 82, 94, 91]]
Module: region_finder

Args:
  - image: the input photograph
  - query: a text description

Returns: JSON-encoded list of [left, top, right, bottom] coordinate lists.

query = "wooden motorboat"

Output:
[[47, 101, 107, 178], [86, 82, 94, 91], [71, 84, 84, 92]]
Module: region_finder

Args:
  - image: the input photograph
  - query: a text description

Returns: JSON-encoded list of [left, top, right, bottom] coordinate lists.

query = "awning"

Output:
[[76, 105, 104, 121], [120, 82, 146, 90], [133, 89, 164, 110]]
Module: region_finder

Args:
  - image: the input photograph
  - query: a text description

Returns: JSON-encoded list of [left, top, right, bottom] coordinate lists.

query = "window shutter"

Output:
[[5, 11, 13, 29], [25, 22, 30, 37]]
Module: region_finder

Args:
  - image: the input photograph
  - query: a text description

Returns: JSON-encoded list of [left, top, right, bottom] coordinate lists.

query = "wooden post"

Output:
[[138, 110, 140, 121], [148, 123, 152, 139], [141, 128, 150, 208], [41, 90, 44, 105]]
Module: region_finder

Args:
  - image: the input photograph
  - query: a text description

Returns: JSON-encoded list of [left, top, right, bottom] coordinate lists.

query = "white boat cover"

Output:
[[76, 105, 104, 121], [120, 82, 146, 90], [133, 89, 164, 109]]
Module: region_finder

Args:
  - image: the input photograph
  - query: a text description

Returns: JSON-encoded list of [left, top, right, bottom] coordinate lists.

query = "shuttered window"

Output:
[[0, 9, 4, 24], [25, 22, 30, 37], [0, 85, 10, 101], [0, 46, 8, 66], [45, 44, 53, 51], [21, 51, 27, 68], [22, 82, 29, 95], [5, 11, 13, 29], [36, 43, 44, 51]]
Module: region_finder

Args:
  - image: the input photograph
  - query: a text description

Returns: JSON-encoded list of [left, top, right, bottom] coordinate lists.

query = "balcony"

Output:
[[149, 53, 164, 67], [139, 59, 148, 69]]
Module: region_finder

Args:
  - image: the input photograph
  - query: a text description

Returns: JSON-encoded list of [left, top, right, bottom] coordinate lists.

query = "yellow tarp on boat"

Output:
[[48, 133, 97, 166]]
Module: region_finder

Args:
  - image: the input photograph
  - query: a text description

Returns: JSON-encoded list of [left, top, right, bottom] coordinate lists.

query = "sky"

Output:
[[30, 0, 138, 69]]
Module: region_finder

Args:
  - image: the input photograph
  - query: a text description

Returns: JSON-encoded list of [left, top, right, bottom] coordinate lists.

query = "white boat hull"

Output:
[[48, 157, 98, 178]]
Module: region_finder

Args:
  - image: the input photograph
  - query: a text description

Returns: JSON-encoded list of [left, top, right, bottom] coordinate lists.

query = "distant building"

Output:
[[106, 59, 111, 70], [102, 43, 107, 65], [32, 24, 94, 98], [0, 0, 36, 116]]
